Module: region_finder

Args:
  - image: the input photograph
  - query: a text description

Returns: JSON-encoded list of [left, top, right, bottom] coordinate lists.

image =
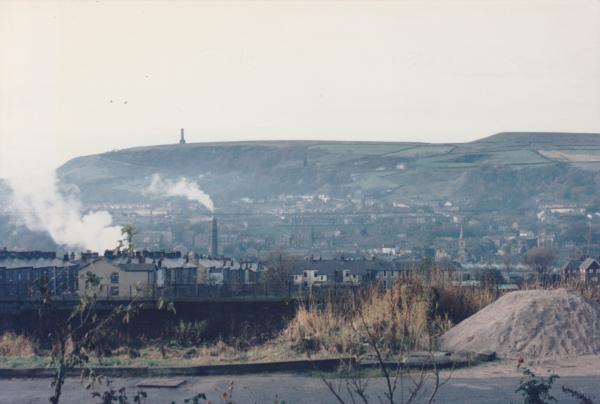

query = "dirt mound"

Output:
[[438, 289, 600, 358]]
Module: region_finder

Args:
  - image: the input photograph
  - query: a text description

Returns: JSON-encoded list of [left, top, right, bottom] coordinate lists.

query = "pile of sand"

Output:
[[438, 289, 600, 358]]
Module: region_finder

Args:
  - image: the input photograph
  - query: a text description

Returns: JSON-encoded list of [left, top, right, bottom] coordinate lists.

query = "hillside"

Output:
[[55, 132, 600, 211]]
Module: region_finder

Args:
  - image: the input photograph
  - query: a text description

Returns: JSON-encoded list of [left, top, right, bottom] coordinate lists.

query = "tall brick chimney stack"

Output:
[[210, 216, 218, 257]]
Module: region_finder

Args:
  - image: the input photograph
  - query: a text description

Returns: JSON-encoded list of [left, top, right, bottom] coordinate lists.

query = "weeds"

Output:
[[85, 374, 148, 404], [319, 299, 450, 404], [561, 386, 594, 404], [282, 277, 493, 357], [0, 332, 38, 357], [515, 362, 559, 404], [515, 360, 594, 404]]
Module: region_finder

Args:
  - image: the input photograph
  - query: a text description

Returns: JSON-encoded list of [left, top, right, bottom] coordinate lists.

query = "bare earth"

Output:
[[439, 289, 600, 359]]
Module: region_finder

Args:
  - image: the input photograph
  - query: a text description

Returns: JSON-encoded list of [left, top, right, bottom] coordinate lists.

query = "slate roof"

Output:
[[117, 263, 157, 272], [561, 259, 582, 273], [580, 257, 600, 272], [0, 258, 78, 269]]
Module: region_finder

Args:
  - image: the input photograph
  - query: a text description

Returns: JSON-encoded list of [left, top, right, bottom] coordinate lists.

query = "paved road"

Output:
[[0, 373, 598, 403]]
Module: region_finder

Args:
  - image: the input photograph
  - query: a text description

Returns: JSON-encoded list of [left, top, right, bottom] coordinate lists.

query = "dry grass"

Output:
[[0, 278, 504, 367], [435, 281, 499, 324], [280, 278, 496, 357], [0, 332, 38, 357], [521, 279, 600, 304]]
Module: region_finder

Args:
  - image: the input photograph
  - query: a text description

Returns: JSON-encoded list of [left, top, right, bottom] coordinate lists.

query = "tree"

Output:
[[525, 247, 555, 282], [476, 267, 504, 288], [262, 251, 293, 296], [121, 224, 138, 257], [417, 257, 434, 281]]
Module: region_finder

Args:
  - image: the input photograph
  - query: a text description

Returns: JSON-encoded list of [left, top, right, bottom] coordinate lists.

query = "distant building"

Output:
[[560, 256, 600, 283], [0, 250, 80, 298], [288, 258, 413, 290], [197, 257, 264, 286], [291, 268, 328, 289], [579, 257, 600, 283], [79, 255, 156, 299], [0, 248, 271, 300], [155, 253, 197, 288], [561, 258, 582, 281], [179, 128, 186, 144]]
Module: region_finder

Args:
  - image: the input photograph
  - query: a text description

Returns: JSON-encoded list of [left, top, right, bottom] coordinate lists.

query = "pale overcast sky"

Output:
[[1, 0, 599, 177]]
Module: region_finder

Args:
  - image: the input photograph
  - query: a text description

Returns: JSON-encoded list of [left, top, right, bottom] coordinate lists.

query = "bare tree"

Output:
[[262, 251, 293, 296], [525, 247, 555, 283]]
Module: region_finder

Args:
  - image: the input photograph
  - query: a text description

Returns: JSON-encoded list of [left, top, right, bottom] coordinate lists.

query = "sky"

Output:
[[1, 0, 599, 178]]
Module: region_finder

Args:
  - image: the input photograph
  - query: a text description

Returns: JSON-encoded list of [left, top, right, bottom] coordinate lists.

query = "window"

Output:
[[110, 272, 119, 284], [110, 286, 119, 296]]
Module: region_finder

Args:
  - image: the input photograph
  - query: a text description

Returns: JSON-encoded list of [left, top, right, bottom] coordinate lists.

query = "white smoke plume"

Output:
[[148, 174, 215, 212], [7, 171, 122, 252]]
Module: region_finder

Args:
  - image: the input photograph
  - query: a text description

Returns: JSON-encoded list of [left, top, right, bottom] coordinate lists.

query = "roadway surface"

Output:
[[0, 373, 598, 403]]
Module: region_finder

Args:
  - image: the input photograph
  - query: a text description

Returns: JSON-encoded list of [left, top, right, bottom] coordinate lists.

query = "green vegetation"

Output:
[[515, 361, 593, 404], [310, 143, 416, 156], [385, 144, 454, 158], [51, 132, 600, 216]]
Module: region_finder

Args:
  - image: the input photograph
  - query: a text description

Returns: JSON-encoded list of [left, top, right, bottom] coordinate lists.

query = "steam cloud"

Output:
[[7, 172, 122, 252], [148, 174, 215, 212]]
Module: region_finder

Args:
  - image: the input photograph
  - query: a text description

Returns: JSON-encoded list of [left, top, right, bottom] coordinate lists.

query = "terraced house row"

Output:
[[0, 249, 267, 300], [0, 249, 417, 300]]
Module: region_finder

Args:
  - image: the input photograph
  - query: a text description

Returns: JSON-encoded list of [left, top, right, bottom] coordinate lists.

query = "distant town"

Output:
[[3, 133, 600, 304], [2, 204, 599, 305]]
